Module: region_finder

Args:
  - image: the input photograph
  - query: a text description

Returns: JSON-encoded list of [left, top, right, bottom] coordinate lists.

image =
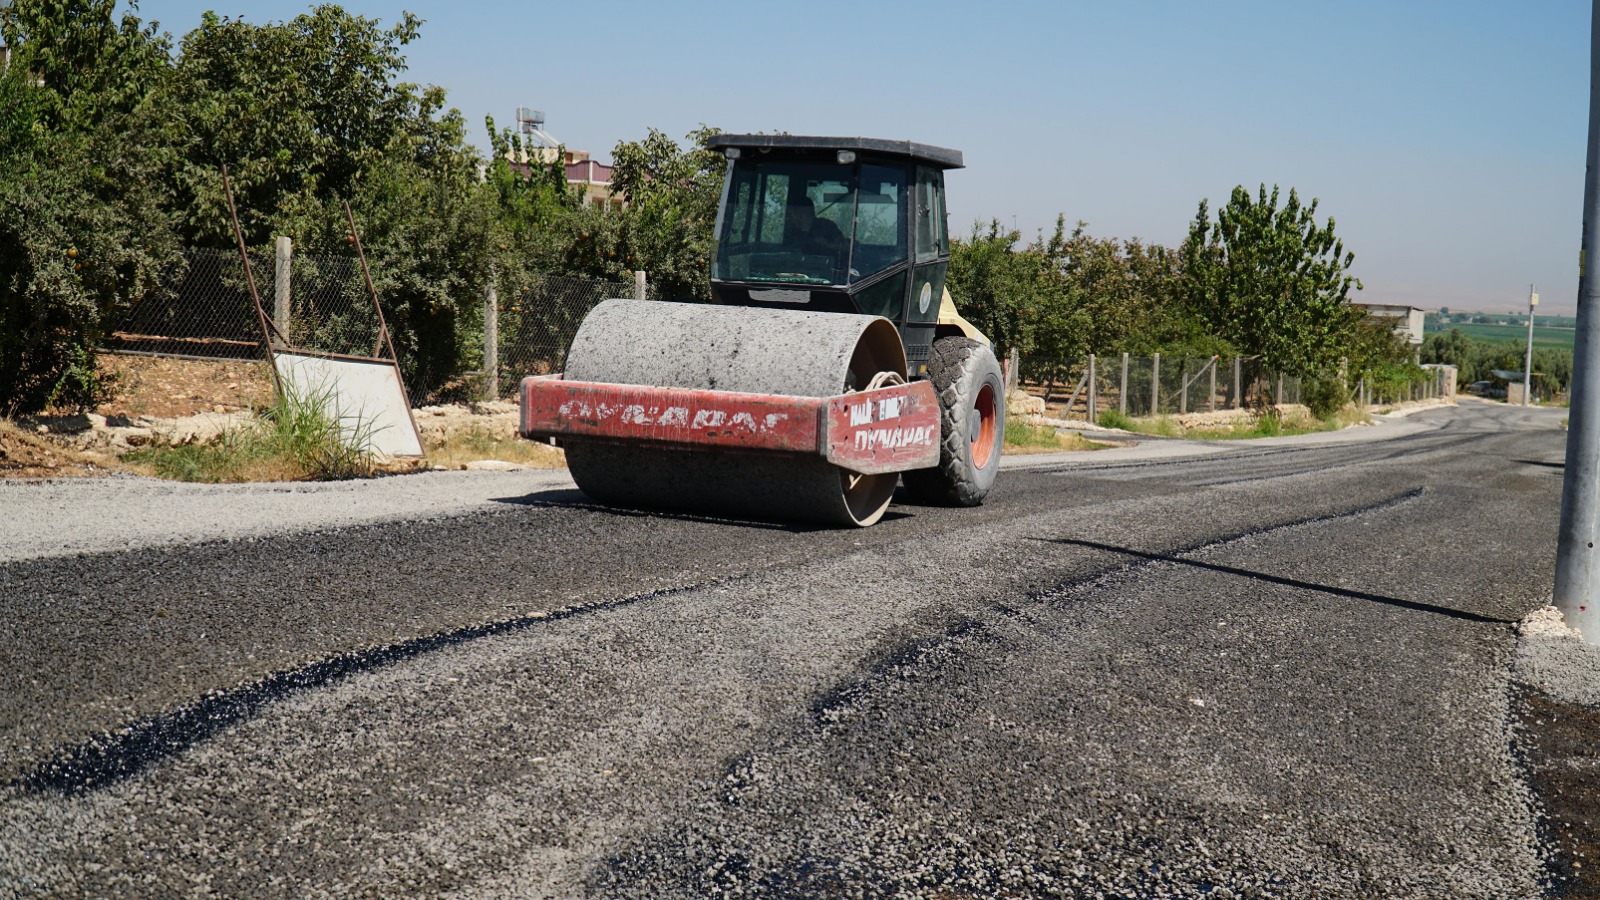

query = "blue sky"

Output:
[[123, 0, 1590, 314]]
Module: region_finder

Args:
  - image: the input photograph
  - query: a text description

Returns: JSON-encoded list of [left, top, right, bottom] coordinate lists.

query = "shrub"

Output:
[[1302, 375, 1350, 420]]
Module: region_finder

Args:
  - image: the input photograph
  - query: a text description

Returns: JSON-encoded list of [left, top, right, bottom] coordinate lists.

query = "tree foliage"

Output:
[[1422, 327, 1573, 392], [1181, 185, 1365, 376], [0, 0, 180, 413]]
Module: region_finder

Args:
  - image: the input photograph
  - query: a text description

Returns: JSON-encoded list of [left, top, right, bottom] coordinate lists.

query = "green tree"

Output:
[[1036, 217, 1220, 358], [948, 220, 1056, 359], [157, 6, 498, 396], [1181, 185, 1365, 376], [0, 0, 180, 413], [586, 125, 726, 300]]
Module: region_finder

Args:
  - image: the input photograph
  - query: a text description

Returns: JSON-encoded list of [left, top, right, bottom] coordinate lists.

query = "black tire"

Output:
[[902, 337, 1004, 506]]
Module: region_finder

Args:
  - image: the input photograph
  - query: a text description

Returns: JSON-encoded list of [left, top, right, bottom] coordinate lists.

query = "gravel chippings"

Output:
[[0, 469, 575, 563], [1515, 604, 1600, 708]]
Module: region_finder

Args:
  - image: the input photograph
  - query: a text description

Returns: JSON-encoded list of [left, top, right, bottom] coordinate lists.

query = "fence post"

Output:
[[274, 235, 292, 344], [1209, 357, 1217, 412], [1119, 352, 1129, 416], [1178, 360, 1188, 415], [634, 269, 647, 301], [1151, 352, 1161, 415], [1232, 357, 1241, 409], [1275, 372, 1284, 407], [1087, 353, 1097, 423], [483, 276, 499, 402], [1009, 347, 1021, 392]]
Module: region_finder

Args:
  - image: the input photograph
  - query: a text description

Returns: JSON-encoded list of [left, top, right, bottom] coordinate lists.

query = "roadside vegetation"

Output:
[[422, 426, 566, 470], [1095, 402, 1370, 441], [1003, 419, 1118, 453], [1420, 327, 1572, 397], [125, 388, 375, 482]]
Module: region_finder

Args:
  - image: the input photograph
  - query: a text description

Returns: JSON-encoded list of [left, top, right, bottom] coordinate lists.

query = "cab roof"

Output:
[[705, 134, 963, 170]]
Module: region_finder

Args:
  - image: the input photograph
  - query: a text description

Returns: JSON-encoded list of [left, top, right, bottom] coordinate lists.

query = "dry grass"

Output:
[[423, 425, 567, 469], [0, 419, 124, 478]]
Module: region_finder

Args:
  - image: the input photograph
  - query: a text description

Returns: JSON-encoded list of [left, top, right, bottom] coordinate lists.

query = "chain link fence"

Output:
[[102, 244, 648, 404], [107, 247, 380, 361], [491, 275, 637, 398], [108, 248, 268, 360], [1017, 353, 1305, 420]]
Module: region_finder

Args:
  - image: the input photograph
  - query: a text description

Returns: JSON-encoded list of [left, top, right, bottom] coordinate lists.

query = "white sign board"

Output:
[[272, 352, 425, 458]]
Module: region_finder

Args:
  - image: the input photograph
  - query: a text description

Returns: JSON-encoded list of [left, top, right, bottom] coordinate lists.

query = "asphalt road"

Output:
[[0, 401, 1580, 898]]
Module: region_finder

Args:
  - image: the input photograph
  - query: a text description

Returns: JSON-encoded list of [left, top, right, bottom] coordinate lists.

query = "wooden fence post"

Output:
[[1087, 353, 1097, 422], [1232, 357, 1242, 409], [1119, 352, 1129, 416], [1151, 352, 1161, 415], [274, 235, 291, 344]]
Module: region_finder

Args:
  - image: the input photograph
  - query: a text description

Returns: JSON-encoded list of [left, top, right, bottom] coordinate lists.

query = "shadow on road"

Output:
[[1038, 537, 1516, 626], [488, 489, 913, 532]]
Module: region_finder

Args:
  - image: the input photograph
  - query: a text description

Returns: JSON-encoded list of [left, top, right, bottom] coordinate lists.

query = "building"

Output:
[[501, 107, 624, 211], [1350, 301, 1426, 345]]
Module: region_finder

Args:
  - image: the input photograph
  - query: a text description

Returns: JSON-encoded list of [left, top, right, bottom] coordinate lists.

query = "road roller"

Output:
[[519, 134, 1004, 526]]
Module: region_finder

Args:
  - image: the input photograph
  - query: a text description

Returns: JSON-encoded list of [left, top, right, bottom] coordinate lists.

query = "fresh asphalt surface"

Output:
[[0, 401, 1577, 897]]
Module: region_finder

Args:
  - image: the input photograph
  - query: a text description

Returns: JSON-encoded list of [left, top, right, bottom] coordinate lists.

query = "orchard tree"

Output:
[[948, 220, 1058, 359], [0, 0, 180, 413], [594, 125, 726, 300], [1181, 185, 1365, 376], [159, 7, 499, 395]]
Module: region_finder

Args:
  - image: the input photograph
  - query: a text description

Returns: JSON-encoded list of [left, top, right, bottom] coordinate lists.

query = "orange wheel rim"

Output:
[[971, 383, 998, 469]]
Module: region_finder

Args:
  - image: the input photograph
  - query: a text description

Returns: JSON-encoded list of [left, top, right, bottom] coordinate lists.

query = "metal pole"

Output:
[[221, 166, 282, 395], [1178, 360, 1188, 415], [1151, 352, 1160, 415], [1119, 352, 1129, 415], [1525, 283, 1539, 406], [483, 275, 499, 403], [1557, 1, 1600, 642], [1209, 357, 1217, 412]]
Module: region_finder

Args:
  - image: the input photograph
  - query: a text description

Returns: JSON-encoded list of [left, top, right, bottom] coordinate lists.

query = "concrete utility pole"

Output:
[[1555, 0, 1600, 643], [1524, 284, 1539, 406]]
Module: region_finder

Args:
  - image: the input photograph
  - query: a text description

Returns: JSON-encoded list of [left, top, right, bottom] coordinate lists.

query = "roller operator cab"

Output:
[[706, 134, 984, 379], [518, 134, 1004, 527]]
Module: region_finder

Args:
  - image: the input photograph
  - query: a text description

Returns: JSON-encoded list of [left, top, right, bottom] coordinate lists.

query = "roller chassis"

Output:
[[520, 375, 940, 476]]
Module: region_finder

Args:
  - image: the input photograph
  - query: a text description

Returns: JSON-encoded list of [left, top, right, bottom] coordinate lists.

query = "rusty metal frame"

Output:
[[221, 168, 424, 457]]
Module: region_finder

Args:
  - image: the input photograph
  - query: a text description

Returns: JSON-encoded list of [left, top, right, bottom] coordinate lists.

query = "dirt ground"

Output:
[[0, 419, 123, 478], [95, 353, 274, 419]]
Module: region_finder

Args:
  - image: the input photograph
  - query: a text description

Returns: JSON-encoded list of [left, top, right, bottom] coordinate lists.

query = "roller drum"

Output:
[[562, 299, 906, 526]]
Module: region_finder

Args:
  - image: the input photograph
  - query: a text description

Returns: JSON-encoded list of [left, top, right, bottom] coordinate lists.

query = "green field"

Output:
[[1425, 321, 1576, 350]]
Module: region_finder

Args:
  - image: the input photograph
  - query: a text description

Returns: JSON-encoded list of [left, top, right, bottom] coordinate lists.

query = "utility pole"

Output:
[[1524, 284, 1539, 406], [1555, 0, 1600, 643]]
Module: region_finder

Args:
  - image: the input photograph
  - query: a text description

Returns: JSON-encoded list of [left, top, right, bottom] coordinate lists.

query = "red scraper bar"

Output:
[[520, 376, 941, 476]]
